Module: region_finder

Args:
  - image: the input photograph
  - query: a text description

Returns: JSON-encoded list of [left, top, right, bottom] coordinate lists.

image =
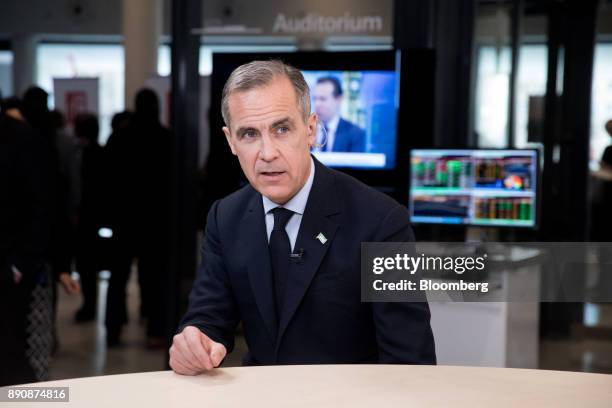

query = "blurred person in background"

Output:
[[1, 96, 26, 121], [599, 121, 612, 283], [104, 90, 171, 348], [0, 97, 51, 385], [591, 120, 612, 299], [50, 109, 80, 230], [111, 110, 133, 133], [592, 120, 612, 228], [73, 113, 106, 322], [0, 96, 78, 385], [22, 88, 81, 356], [602, 120, 612, 173], [21, 87, 79, 294]]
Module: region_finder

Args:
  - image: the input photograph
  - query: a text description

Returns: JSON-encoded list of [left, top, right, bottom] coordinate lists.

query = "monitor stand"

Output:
[[465, 226, 499, 244], [465, 227, 512, 257]]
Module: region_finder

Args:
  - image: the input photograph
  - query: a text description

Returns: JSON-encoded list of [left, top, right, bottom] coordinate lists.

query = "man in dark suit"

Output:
[[313, 76, 366, 153], [170, 61, 435, 373]]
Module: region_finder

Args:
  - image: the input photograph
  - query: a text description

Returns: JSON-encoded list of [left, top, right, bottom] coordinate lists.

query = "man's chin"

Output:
[[259, 187, 291, 205]]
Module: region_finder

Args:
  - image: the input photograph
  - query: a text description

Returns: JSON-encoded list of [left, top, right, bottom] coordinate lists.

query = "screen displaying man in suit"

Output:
[[313, 76, 366, 153], [169, 60, 435, 374]]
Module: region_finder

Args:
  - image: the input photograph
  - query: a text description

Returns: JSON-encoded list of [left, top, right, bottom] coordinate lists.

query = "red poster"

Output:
[[65, 91, 88, 126]]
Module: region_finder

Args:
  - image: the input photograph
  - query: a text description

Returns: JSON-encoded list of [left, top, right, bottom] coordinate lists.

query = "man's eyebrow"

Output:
[[270, 117, 293, 128], [235, 126, 257, 135]]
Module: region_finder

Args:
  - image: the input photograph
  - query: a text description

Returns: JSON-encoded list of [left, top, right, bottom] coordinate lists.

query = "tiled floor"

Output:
[[49, 271, 612, 380]]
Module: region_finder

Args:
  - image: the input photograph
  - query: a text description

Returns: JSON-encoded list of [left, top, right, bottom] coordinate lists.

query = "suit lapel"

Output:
[[276, 158, 341, 346], [240, 191, 278, 343]]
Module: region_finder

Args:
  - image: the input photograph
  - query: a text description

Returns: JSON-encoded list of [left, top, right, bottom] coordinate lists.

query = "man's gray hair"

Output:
[[221, 60, 311, 127]]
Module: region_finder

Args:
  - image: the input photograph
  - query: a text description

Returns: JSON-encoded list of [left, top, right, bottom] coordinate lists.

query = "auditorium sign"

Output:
[[272, 13, 384, 34], [196, 0, 392, 38]]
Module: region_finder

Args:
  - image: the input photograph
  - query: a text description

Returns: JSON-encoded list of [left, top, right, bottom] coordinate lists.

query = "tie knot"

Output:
[[272, 207, 294, 231]]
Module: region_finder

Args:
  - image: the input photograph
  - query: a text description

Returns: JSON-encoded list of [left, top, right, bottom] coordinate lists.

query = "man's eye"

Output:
[[243, 130, 257, 139], [276, 126, 289, 134]]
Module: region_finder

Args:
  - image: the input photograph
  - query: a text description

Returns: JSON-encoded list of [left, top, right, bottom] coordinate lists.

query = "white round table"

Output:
[[3, 365, 611, 407]]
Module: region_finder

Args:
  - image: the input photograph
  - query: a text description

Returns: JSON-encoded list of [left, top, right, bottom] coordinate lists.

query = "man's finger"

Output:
[[197, 329, 226, 367], [184, 329, 214, 370], [170, 354, 197, 375], [198, 330, 212, 352], [209, 342, 227, 367], [170, 352, 198, 375], [172, 336, 203, 372]]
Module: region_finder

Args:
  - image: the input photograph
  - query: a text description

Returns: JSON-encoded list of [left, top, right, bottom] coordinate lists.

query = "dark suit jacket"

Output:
[[331, 118, 366, 153], [180, 157, 436, 365]]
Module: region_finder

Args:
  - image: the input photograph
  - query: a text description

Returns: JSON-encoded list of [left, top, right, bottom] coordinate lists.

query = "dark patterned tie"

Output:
[[269, 207, 294, 318]]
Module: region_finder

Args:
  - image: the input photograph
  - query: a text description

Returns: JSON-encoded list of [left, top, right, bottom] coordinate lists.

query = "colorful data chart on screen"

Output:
[[409, 149, 538, 228]]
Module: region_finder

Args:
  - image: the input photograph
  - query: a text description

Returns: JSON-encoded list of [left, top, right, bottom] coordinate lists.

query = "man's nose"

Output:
[[259, 133, 279, 161]]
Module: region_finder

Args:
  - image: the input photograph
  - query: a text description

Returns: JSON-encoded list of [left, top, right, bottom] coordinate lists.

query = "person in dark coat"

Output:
[[104, 89, 172, 347], [21, 87, 76, 285], [73, 113, 106, 322], [0, 102, 52, 385], [0, 96, 78, 385]]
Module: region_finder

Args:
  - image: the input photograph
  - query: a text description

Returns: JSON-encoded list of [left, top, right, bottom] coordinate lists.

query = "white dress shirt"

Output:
[[262, 157, 315, 251], [316, 115, 340, 152]]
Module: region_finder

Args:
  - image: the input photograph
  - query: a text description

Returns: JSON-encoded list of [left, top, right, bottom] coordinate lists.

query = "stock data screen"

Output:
[[409, 149, 538, 228]]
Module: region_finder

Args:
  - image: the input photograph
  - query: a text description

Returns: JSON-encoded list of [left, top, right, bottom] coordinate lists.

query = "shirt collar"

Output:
[[325, 114, 340, 134], [262, 157, 315, 215]]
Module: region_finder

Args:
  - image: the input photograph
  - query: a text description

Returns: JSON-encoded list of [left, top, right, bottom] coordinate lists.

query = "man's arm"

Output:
[[170, 200, 240, 374], [371, 205, 437, 364]]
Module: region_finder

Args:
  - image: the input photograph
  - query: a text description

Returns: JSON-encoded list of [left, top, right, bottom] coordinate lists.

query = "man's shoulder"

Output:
[[213, 182, 258, 222], [325, 165, 404, 215], [322, 165, 413, 242], [0, 115, 40, 148], [338, 118, 365, 135]]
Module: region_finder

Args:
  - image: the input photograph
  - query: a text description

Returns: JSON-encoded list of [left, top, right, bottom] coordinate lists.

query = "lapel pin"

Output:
[[316, 233, 327, 244]]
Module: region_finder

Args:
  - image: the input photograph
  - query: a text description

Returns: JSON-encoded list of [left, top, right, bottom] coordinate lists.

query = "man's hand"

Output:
[[59, 272, 81, 295], [169, 326, 227, 375]]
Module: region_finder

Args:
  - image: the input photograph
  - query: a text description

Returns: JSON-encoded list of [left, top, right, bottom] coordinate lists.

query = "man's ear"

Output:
[[222, 126, 237, 155], [307, 113, 317, 147]]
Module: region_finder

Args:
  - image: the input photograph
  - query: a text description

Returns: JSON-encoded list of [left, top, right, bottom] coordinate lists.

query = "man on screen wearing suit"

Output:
[[169, 60, 435, 373], [313, 76, 366, 153]]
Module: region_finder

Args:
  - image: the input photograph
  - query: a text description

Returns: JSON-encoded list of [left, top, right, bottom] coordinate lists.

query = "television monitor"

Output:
[[303, 69, 398, 169], [409, 149, 538, 228]]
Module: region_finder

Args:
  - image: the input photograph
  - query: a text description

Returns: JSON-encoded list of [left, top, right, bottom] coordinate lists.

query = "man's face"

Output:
[[223, 76, 317, 205], [313, 82, 342, 124]]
